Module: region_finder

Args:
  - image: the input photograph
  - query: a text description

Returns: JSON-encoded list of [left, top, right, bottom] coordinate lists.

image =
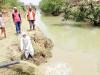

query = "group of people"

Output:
[[12, 7, 35, 34], [0, 6, 36, 38], [12, 6, 36, 34], [0, 6, 36, 59]]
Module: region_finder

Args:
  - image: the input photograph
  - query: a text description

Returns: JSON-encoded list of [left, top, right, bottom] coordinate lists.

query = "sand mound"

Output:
[[31, 28, 53, 65], [0, 28, 53, 75]]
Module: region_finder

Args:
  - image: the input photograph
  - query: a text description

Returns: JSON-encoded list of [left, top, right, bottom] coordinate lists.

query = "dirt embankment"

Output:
[[0, 28, 53, 75]]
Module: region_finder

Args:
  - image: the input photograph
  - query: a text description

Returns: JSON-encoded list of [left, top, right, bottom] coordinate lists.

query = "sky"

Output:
[[20, 0, 41, 5]]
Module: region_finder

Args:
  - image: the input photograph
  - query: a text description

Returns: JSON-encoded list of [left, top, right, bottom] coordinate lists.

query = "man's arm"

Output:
[[19, 14, 21, 21]]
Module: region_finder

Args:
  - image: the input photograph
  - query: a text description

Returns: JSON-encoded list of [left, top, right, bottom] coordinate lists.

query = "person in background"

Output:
[[12, 7, 21, 34], [20, 32, 34, 59], [0, 12, 6, 38], [27, 6, 36, 30]]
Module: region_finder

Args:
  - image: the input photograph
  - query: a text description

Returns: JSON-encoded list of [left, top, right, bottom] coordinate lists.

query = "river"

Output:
[[35, 9, 100, 75], [19, 0, 100, 75]]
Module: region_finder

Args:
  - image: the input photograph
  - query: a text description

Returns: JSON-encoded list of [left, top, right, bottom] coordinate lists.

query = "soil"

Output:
[[0, 14, 53, 75]]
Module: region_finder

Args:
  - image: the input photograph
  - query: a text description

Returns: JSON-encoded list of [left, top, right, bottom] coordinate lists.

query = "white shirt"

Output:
[[0, 17, 5, 27], [20, 35, 34, 56], [23, 37, 28, 50]]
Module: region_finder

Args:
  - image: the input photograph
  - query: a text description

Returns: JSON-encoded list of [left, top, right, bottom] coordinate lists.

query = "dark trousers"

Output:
[[15, 21, 21, 33], [29, 20, 35, 30]]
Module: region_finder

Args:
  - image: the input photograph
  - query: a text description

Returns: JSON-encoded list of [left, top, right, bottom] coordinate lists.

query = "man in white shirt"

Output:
[[20, 32, 34, 59], [0, 12, 6, 38]]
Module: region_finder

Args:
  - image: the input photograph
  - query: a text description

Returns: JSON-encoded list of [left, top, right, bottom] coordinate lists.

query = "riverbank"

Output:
[[0, 11, 53, 75], [41, 15, 100, 75]]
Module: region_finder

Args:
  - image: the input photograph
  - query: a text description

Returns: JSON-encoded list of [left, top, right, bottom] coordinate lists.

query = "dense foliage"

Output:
[[40, 0, 64, 16], [86, 3, 100, 25], [40, 0, 100, 25], [63, 1, 100, 26], [0, 0, 25, 12]]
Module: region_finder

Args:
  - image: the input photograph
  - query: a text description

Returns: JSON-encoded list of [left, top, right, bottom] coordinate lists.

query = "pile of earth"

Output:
[[0, 28, 53, 75]]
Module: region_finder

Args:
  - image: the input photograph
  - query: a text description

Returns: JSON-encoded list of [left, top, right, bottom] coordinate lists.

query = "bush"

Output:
[[63, 1, 100, 26], [63, 2, 72, 20], [0, 0, 26, 12], [86, 3, 100, 26], [74, 4, 87, 21], [40, 0, 64, 16]]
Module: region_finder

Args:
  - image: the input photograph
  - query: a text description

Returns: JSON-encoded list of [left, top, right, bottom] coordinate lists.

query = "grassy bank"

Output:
[[0, 12, 53, 75]]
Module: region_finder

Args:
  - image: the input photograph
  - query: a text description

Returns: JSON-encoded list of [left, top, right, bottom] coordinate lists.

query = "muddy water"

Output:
[[35, 9, 48, 36], [38, 14, 100, 75]]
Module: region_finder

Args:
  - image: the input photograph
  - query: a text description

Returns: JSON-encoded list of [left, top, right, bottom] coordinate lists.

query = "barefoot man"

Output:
[[20, 32, 34, 59]]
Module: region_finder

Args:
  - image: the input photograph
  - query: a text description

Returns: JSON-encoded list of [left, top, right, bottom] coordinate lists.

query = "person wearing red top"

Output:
[[12, 7, 21, 34], [27, 7, 35, 30]]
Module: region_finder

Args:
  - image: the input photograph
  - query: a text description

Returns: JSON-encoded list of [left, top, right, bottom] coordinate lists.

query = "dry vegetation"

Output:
[[0, 28, 53, 75]]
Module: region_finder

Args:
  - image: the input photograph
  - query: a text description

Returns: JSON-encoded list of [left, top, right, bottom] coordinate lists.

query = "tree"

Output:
[[63, 1, 100, 26], [0, 0, 25, 12], [40, 0, 64, 16], [86, 3, 100, 26]]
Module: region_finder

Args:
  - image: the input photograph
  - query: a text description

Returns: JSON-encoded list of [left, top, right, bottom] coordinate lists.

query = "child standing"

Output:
[[0, 12, 6, 38]]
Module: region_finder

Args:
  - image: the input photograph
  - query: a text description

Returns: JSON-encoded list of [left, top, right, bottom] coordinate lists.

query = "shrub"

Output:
[[0, 0, 26, 12], [63, 1, 100, 26], [86, 3, 100, 26], [63, 2, 72, 20], [40, 0, 64, 16], [74, 4, 87, 21]]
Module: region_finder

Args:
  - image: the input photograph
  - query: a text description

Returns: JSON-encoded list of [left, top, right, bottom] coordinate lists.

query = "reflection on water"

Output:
[[44, 62, 72, 75], [42, 15, 100, 53]]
